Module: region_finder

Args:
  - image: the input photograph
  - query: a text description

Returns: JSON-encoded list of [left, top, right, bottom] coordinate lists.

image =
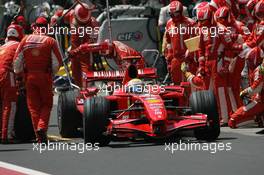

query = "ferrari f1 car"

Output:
[[57, 41, 220, 146]]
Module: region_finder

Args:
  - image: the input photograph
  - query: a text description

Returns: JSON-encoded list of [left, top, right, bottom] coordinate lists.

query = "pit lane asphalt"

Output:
[[0, 95, 263, 175]]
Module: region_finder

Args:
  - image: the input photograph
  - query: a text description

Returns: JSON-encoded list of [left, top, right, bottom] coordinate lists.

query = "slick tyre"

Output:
[[189, 90, 220, 141], [14, 93, 35, 141], [57, 89, 82, 138], [83, 96, 111, 146]]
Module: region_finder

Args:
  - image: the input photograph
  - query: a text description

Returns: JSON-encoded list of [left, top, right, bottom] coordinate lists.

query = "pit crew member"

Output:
[[51, 2, 99, 88], [13, 17, 63, 143], [0, 24, 23, 143], [164, 0, 195, 85], [229, 47, 264, 128]]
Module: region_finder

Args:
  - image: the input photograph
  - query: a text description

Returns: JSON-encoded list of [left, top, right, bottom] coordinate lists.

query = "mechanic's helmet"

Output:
[[13, 15, 26, 28], [214, 6, 231, 25], [210, 0, 232, 11], [74, 3, 92, 24], [6, 24, 24, 41], [192, 2, 210, 19], [197, 7, 213, 26], [237, 0, 249, 15], [254, 1, 264, 21], [246, 47, 264, 70], [246, 0, 258, 15], [169, 1, 183, 21], [36, 16, 48, 27], [126, 79, 144, 94], [32, 16, 48, 34]]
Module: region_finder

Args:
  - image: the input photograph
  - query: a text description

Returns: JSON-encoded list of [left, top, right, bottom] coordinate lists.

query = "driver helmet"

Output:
[[126, 79, 144, 94]]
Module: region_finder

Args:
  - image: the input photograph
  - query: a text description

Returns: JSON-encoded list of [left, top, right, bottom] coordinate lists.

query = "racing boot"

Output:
[[36, 129, 48, 144], [228, 118, 237, 129]]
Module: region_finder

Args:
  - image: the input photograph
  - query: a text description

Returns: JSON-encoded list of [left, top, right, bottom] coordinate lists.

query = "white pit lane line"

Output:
[[0, 161, 51, 175]]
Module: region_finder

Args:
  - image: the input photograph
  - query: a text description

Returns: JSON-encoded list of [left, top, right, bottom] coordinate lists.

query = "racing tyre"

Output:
[[83, 96, 111, 146], [189, 90, 220, 140], [14, 93, 35, 141], [57, 89, 82, 138]]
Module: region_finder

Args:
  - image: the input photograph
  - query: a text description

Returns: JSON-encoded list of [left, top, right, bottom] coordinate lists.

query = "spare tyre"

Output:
[[57, 89, 82, 138], [189, 90, 220, 141], [83, 96, 111, 146]]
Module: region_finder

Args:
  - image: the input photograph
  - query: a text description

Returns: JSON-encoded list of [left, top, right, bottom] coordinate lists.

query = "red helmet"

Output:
[[74, 3, 92, 24], [6, 24, 24, 41], [214, 6, 231, 24], [192, 2, 210, 17], [246, 47, 264, 69], [246, 0, 258, 15], [15, 15, 26, 25], [169, 1, 183, 21], [36, 16, 48, 26], [210, 0, 232, 11], [197, 7, 212, 20], [197, 7, 214, 26], [32, 17, 49, 35], [254, 1, 264, 20]]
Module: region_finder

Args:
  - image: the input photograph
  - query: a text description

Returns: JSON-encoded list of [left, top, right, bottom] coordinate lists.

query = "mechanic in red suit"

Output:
[[51, 2, 99, 88], [0, 24, 23, 144], [229, 47, 264, 128], [210, 0, 239, 15], [246, 1, 264, 51], [214, 6, 251, 112], [13, 17, 63, 143], [245, 0, 261, 31], [164, 0, 195, 85], [197, 6, 245, 124]]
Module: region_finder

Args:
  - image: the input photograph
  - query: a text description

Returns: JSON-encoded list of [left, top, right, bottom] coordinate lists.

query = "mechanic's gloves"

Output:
[[239, 89, 249, 98], [68, 48, 79, 57], [181, 62, 193, 79], [180, 62, 188, 73]]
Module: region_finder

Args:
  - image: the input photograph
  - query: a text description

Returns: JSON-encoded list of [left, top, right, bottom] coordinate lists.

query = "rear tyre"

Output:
[[57, 89, 82, 138], [83, 96, 111, 146], [189, 90, 220, 141]]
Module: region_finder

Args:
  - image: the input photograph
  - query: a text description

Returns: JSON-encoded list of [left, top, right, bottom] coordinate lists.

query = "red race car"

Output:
[[57, 42, 220, 146]]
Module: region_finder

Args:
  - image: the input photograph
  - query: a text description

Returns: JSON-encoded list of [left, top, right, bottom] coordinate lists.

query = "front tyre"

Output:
[[83, 96, 111, 146], [190, 90, 220, 141], [57, 89, 82, 138]]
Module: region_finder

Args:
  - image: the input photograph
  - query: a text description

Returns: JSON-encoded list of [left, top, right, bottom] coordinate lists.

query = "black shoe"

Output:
[[36, 129, 48, 144]]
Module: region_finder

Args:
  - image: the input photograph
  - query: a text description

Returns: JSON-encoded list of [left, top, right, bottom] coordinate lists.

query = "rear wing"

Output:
[[85, 68, 157, 81]]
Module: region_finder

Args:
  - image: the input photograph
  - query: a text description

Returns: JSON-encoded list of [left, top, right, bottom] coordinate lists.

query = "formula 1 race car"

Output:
[[57, 61, 220, 146]]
